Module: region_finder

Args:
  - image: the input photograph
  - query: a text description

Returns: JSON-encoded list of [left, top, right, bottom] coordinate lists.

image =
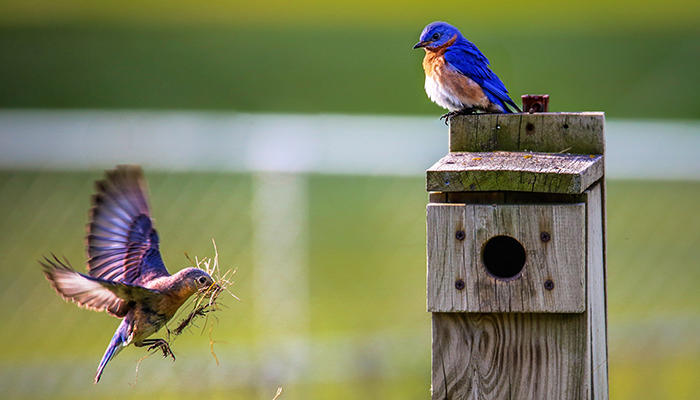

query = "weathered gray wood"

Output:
[[449, 113, 605, 154], [427, 151, 604, 194], [428, 191, 448, 203], [426, 204, 470, 312], [428, 111, 608, 399], [427, 203, 586, 313], [585, 183, 609, 399], [432, 312, 589, 400]]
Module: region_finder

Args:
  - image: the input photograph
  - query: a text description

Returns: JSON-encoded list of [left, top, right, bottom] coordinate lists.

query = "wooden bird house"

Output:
[[426, 112, 608, 399]]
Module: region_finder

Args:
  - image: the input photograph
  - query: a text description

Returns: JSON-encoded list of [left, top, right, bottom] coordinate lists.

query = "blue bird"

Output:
[[414, 21, 521, 121], [42, 165, 216, 384]]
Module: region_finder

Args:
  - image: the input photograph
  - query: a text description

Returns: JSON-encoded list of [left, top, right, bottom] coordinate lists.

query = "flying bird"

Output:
[[42, 165, 216, 384], [414, 21, 521, 121]]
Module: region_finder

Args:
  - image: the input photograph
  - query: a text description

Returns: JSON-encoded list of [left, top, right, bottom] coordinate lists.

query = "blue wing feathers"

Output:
[[128, 214, 153, 244], [149, 229, 160, 248], [142, 247, 167, 277], [86, 166, 170, 284], [444, 41, 520, 113], [94, 186, 135, 225]]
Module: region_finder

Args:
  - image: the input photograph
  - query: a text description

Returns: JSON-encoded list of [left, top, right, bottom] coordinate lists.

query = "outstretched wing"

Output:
[[445, 42, 521, 113], [41, 255, 159, 317], [87, 165, 169, 285]]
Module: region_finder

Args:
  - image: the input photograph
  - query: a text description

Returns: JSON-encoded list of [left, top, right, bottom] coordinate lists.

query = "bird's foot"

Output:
[[440, 108, 477, 125], [439, 111, 457, 124], [141, 338, 176, 361]]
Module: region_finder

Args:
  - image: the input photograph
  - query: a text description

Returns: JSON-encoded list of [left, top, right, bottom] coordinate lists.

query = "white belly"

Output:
[[424, 75, 464, 111]]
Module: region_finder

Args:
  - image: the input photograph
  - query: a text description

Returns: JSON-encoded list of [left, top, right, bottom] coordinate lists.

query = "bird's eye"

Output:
[[432, 33, 441, 40], [197, 276, 207, 285]]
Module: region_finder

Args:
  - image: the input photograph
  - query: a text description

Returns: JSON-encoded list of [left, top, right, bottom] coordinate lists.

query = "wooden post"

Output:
[[426, 113, 608, 399]]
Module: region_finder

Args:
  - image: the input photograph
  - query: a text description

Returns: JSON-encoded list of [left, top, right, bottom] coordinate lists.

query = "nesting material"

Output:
[[169, 239, 238, 337]]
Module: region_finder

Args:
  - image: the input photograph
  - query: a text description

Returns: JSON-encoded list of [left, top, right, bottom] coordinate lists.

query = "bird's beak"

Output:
[[413, 40, 430, 49]]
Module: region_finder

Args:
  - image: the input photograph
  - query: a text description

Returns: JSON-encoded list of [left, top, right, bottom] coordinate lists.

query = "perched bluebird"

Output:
[[42, 165, 215, 384], [414, 21, 521, 121]]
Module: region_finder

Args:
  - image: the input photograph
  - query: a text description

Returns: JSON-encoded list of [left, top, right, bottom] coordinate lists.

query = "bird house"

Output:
[[426, 112, 608, 399]]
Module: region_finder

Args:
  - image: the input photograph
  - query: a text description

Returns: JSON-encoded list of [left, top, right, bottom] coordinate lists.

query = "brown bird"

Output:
[[42, 165, 215, 383]]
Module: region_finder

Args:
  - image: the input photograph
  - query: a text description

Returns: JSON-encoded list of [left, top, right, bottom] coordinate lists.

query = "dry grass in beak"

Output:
[[169, 239, 239, 337]]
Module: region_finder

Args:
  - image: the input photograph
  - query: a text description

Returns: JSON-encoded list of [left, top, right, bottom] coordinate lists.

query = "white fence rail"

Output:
[[1, 109, 699, 179]]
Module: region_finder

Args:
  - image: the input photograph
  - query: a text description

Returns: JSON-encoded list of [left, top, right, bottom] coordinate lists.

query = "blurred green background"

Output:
[[1, 0, 700, 399], [1, 0, 699, 118]]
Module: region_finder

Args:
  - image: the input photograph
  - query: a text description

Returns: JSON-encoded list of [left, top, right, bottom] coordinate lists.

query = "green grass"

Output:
[[607, 181, 700, 319], [1, 25, 700, 119], [1, 171, 700, 398]]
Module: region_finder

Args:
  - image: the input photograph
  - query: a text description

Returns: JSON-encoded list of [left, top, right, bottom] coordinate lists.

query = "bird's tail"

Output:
[[95, 321, 129, 384], [504, 98, 522, 113], [493, 96, 521, 114]]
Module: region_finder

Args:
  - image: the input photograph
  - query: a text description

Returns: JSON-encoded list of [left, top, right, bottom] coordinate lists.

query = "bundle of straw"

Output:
[[168, 239, 238, 338]]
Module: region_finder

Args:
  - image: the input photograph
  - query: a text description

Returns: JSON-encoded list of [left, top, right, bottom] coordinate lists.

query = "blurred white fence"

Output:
[[1, 109, 699, 179]]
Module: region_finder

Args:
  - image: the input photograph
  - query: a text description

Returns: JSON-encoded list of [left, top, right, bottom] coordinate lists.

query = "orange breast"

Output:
[[421, 36, 490, 110], [422, 35, 455, 79], [159, 286, 196, 318]]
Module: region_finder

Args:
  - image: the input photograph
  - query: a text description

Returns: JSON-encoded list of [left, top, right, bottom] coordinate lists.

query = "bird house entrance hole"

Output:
[[482, 235, 526, 280]]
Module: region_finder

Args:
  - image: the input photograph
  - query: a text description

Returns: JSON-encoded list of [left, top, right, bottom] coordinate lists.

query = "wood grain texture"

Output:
[[432, 312, 589, 400], [426, 204, 470, 311], [585, 183, 609, 399], [449, 113, 605, 154], [427, 203, 586, 313], [426, 151, 604, 194]]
